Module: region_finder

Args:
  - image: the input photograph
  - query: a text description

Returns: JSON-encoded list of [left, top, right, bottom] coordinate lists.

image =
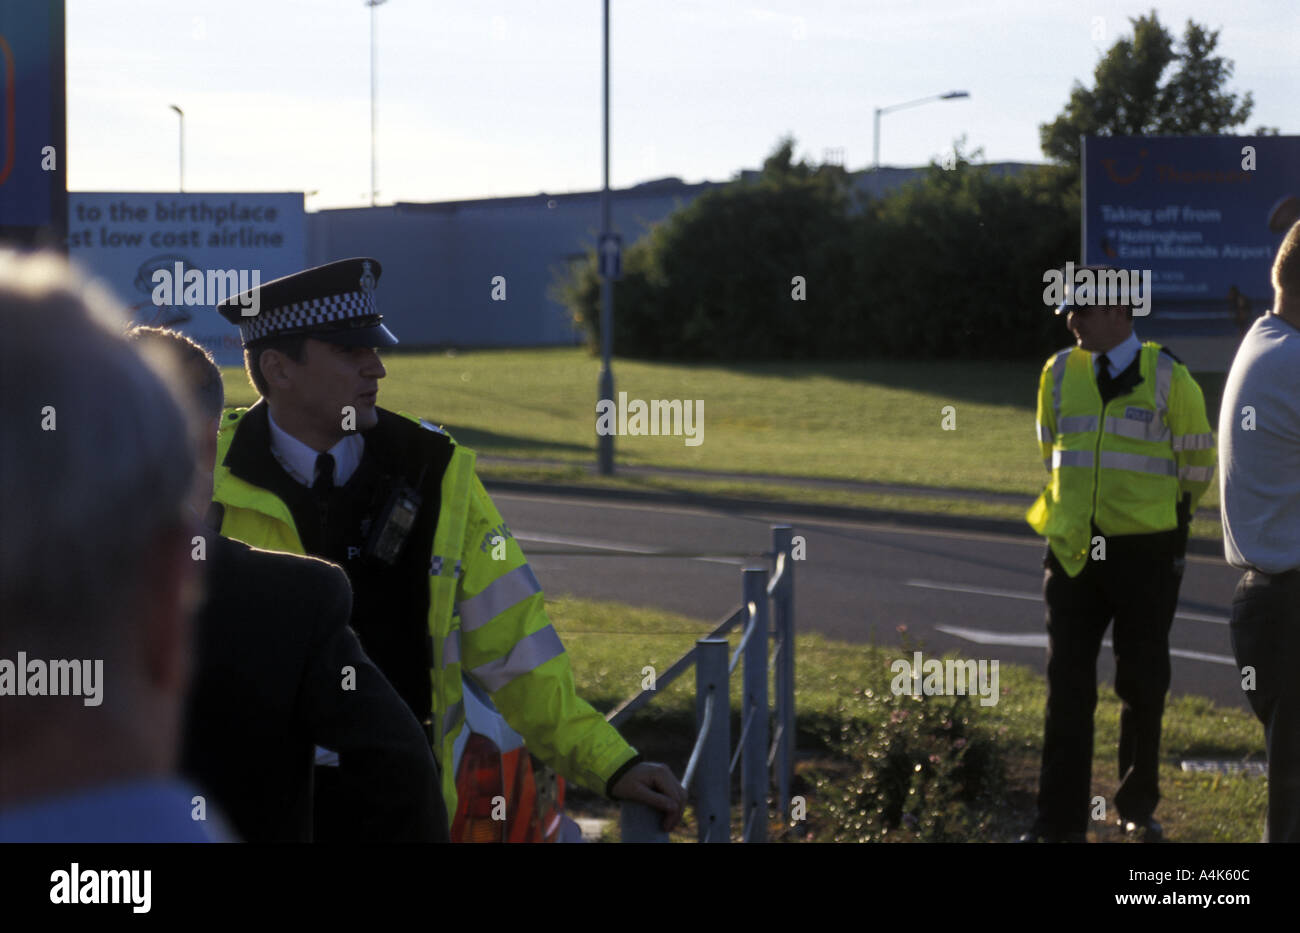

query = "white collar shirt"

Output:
[[267, 410, 365, 488], [1094, 331, 1142, 380]]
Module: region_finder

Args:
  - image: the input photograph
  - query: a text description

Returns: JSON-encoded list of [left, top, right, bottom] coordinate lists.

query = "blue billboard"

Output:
[[0, 1, 66, 243], [1083, 136, 1300, 321]]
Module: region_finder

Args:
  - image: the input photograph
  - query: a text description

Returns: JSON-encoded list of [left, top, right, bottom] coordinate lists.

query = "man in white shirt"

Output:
[[1219, 220, 1300, 842]]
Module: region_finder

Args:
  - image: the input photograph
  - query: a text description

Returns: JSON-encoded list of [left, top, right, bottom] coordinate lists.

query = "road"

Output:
[[493, 490, 1249, 711]]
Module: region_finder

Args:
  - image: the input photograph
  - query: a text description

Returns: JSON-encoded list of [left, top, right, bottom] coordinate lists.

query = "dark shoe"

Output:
[[1118, 817, 1164, 842]]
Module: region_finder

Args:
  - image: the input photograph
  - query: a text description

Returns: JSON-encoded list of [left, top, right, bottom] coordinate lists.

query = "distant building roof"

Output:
[[313, 161, 1048, 217]]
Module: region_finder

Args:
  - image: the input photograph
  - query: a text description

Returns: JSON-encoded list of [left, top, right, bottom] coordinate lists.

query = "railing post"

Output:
[[620, 801, 668, 843], [695, 638, 730, 843], [772, 525, 795, 825], [742, 566, 769, 843]]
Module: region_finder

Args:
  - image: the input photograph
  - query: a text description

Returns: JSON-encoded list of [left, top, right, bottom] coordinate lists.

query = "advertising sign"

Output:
[[69, 192, 306, 365], [1083, 136, 1300, 322], [0, 1, 66, 245]]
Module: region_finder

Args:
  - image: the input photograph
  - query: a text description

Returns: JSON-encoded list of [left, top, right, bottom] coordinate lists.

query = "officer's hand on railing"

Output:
[[611, 762, 688, 832]]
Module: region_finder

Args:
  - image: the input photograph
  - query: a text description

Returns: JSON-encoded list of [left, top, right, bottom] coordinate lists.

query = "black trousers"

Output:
[[1037, 530, 1183, 834], [1228, 568, 1300, 843]]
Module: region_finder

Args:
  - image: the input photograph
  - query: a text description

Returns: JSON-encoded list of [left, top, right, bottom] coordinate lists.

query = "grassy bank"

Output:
[[549, 595, 1265, 843], [219, 348, 1226, 527]]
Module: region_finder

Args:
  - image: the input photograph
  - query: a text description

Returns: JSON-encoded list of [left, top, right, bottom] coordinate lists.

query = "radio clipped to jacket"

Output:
[[364, 480, 422, 565]]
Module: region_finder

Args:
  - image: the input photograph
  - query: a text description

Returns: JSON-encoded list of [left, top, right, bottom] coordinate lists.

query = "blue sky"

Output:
[[67, 0, 1297, 209]]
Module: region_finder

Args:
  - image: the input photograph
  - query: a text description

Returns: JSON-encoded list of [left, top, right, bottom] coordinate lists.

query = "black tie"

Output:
[[313, 452, 335, 494], [1096, 353, 1115, 401]]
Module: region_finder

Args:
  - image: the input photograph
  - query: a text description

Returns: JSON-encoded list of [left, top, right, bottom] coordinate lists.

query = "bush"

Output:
[[811, 684, 1007, 843], [556, 137, 1081, 362], [856, 150, 1079, 360], [557, 138, 855, 360]]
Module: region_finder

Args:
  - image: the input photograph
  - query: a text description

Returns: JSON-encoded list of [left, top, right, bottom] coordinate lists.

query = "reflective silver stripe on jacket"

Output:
[[1178, 464, 1216, 482], [1172, 432, 1215, 451], [1099, 450, 1176, 477], [1053, 449, 1094, 469], [441, 700, 465, 740], [468, 625, 566, 693], [456, 564, 542, 632], [1155, 350, 1173, 415], [1104, 413, 1170, 443], [442, 629, 461, 667], [1057, 415, 1099, 434], [1050, 348, 1072, 426]]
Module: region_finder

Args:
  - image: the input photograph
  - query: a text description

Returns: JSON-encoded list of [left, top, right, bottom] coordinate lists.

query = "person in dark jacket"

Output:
[[130, 326, 447, 843]]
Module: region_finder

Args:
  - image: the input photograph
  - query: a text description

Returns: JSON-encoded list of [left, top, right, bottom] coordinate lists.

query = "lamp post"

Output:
[[872, 90, 969, 171], [596, 0, 616, 475], [169, 105, 184, 192], [366, 0, 389, 206]]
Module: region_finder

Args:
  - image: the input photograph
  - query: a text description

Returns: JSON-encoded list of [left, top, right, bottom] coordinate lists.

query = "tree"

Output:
[[1040, 11, 1255, 169]]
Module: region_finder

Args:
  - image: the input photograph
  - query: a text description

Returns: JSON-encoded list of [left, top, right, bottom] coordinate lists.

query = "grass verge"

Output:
[[550, 595, 1265, 843], [220, 348, 1225, 538]]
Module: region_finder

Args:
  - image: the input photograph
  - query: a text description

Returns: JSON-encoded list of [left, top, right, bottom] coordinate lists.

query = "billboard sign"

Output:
[[0, 1, 66, 245], [69, 192, 306, 365], [1083, 136, 1300, 320]]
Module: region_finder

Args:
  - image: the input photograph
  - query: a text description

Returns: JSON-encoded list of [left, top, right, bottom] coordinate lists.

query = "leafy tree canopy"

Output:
[[1039, 11, 1258, 168]]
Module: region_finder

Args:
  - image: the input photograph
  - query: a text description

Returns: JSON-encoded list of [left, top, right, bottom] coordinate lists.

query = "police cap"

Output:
[[1054, 263, 1125, 316], [216, 257, 399, 348]]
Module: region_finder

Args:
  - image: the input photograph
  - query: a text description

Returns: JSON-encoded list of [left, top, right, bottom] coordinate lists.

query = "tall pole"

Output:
[[367, 0, 388, 206], [872, 107, 880, 172], [169, 105, 184, 192], [597, 0, 615, 475]]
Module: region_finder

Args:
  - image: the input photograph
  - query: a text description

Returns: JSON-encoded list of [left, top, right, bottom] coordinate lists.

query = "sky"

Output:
[[66, 0, 1298, 210]]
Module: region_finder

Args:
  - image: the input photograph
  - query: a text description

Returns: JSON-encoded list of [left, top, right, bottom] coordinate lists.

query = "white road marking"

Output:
[[514, 530, 745, 566], [906, 578, 1229, 625], [934, 625, 1237, 667], [908, 579, 1039, 603]]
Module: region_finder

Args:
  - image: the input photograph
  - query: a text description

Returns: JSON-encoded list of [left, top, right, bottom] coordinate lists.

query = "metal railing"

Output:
[[612, 525, 796, 843]]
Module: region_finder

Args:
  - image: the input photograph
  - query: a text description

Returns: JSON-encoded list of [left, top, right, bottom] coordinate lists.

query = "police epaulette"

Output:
[[1158, 346, 1184, 365]]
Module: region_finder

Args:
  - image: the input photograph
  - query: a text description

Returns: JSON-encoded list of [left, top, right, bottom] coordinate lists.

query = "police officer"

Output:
[[1020, 267, 1216, 842], [127, 326, 447, 843], [212, 258, 687, 839]]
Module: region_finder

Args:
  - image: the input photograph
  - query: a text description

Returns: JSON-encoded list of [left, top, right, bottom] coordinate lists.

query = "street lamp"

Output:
[[596, 0, 616, 475], [169, 104, 184, 192], [366, 0, 389, 206], [872, 90, 969, 171]]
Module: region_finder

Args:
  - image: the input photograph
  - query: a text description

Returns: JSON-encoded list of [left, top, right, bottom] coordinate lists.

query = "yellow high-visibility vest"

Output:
[[213, 406, 638, 821], [1027, 342, 1216, 576]]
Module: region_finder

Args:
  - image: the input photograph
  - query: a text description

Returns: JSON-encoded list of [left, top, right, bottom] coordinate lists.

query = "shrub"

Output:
[[555, 137, 1081, 362], [811, 684, 1007, 842]]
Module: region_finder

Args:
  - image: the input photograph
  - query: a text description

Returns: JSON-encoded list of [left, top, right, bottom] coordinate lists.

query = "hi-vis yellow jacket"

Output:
[[212, 406, 638, 820], [1026, 342, 1216, 576]]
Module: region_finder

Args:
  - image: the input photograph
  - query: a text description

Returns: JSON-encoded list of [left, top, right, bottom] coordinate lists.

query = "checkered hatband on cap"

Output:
[[239, 289, 380, 344]]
